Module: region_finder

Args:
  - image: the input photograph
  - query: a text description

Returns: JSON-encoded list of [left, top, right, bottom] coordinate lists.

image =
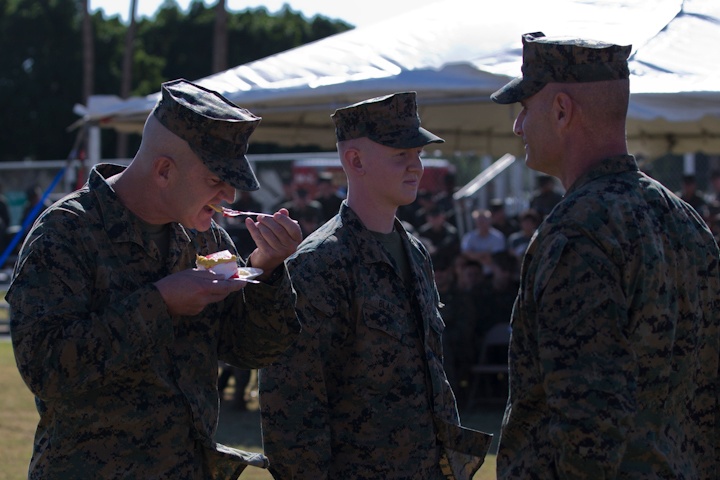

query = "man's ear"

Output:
[[553, 92, 574, 130], [342, 147, 365, 176], [153, 155, 174, 186]]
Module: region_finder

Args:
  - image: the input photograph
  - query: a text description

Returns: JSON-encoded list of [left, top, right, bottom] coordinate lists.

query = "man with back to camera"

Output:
[[490, 32, 720, 478], [7, 78, 302, 479], [259, 92, 492, 479]]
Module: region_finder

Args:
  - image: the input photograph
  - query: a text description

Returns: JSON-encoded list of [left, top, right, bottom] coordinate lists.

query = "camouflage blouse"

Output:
[[7, 164, 299, 479], [498, 155, 720, 478], [260, 203, 491, 480]]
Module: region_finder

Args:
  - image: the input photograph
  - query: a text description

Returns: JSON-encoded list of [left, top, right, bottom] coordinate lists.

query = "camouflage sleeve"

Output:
[[8, 227, 174, 400], [259, 268, 335, 479], [218, 264, 300, 368], [534, 231, 635, 477]]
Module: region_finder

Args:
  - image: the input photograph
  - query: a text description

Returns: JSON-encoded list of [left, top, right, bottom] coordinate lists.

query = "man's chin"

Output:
[[398, 191, 420, 207], [182, 219, 212, 232]]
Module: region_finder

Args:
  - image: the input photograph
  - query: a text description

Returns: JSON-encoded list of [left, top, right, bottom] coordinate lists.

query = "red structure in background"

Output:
[[291, 157, 455, 198]]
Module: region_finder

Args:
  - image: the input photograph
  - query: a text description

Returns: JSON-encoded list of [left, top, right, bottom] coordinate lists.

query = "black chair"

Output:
[[465, 322, 511, 410]]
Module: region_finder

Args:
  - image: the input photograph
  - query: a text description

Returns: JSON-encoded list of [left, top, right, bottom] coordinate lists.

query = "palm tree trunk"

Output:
[[212, 0, 228, 73], [81, 0, 94, 105], [80, 0, 94, 180], [116, 0, 137, 159]]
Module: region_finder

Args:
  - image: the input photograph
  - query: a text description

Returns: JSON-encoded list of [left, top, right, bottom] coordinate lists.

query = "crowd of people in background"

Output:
[[677, 170, 720, 240]]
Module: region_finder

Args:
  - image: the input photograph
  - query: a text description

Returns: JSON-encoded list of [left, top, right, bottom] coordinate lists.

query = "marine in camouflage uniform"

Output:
[[7, 79, 301, 479], [260, 92, 492, 480], [491, 33, 720, 477]]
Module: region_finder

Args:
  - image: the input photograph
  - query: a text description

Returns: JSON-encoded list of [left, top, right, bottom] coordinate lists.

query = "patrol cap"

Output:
[[331, 92, 444, 148], [491, 32, 631, 105], [152, 78, 262, 191]]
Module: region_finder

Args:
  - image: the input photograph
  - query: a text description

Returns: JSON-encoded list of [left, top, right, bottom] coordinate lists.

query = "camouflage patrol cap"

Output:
[[152, 78, 262, 191], [331, 92, 444, 148], [491, 32, 631, 105]]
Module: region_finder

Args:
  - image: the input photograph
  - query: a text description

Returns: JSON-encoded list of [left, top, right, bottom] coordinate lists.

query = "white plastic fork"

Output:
[[208, 204, 271, 217]]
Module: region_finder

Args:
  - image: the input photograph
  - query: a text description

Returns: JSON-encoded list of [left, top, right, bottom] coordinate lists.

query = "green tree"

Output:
[[0, 0, 84, 161], [0, 0, 352, 161]]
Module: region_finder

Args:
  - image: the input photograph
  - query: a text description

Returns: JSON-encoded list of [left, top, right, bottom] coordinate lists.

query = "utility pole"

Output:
[[212, 0, 228, 73], [116, 0, 138, 159]]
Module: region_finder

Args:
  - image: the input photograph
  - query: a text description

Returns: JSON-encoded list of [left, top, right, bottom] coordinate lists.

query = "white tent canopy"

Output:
[[82, 0, 720, 159]]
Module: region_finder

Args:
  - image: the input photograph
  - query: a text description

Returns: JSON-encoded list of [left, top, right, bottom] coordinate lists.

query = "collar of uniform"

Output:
[[338, 202, 428, 268], [565, 154, 639, 197], [339, 203, 392, 266]]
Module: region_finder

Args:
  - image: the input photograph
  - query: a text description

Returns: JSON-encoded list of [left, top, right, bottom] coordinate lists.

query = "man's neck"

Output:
[[346, 195, 397, 233], [111, 169, 166, 225]]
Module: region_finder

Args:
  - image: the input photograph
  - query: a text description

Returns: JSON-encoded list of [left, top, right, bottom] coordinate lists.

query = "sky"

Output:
[[89, 0, 441, 28]]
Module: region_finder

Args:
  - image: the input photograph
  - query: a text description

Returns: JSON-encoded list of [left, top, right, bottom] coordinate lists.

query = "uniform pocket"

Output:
[[361, 298, 413, 341]]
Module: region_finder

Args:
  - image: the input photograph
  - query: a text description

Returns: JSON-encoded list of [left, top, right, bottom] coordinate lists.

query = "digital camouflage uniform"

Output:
[[8, 164, 300, 479], [260, 203, 492, 480], [497, 155, 720, 478]]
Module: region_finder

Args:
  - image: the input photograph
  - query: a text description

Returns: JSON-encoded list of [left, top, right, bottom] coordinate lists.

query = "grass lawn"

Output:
[[0, 341, 37, 480], [0, 340, 501, 479]]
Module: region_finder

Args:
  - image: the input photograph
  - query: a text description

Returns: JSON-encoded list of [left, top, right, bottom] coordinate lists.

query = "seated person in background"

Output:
[[433, 256, 484, 398], [418, 205, 460, 262], [279, 186, 324, 237], [676, 174, 710, 221], [461, 208, 506, 274], [488, 198, 519, 239], [706, 169, 720, 217], [475, 251, 519, 363], [20, 184, 52, 226], [529, 175, 563, 218], [507, 208, 541, 259], [314, 171, 344, 222], [433, 172, 458, 226]]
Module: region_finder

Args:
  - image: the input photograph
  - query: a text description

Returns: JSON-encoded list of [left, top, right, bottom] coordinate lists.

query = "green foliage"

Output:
[[0, 0, 352, 161], [92, 12, 131, 94], [0, 0, 84, 161]]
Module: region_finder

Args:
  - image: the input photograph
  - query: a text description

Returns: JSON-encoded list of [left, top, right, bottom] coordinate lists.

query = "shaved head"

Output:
[[549, 79, 629, 134], [136, 115, 195, 172]]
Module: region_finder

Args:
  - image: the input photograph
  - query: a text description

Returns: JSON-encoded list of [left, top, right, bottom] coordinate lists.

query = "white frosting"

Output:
[[205, 261, 237, 279]]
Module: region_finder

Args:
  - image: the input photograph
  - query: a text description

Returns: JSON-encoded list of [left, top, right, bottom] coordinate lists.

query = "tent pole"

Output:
[[87, 124, 101, 176]]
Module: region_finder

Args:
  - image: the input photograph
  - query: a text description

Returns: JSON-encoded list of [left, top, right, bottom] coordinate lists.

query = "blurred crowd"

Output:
[[677, 170, 720, 238]]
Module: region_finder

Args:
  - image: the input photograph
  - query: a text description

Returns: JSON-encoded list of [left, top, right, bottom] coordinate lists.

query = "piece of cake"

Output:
[[195, 250, 239, 279]]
